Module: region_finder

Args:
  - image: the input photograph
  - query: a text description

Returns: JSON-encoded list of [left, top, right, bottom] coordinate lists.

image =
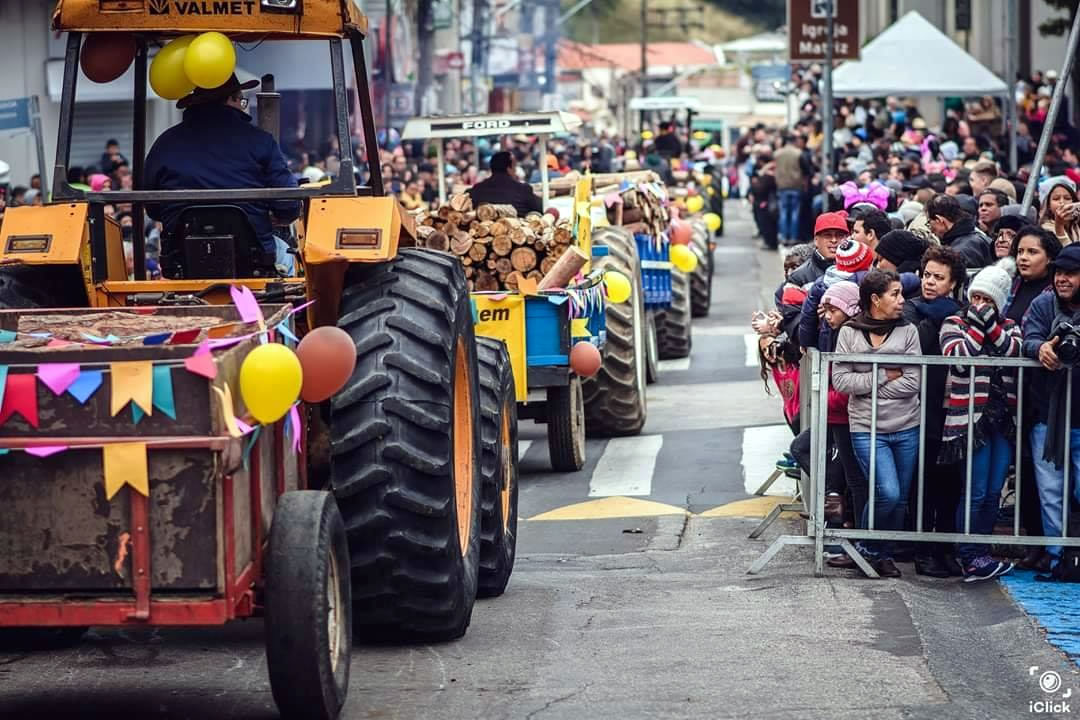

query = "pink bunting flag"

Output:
[[25, 445, 68, 458], [289, 299, 316, 315], [184, 344, 218, 380], [236, 417, 255, 435], [46, 339, 73, 349], [230, 285, 264, 325], [37, 363, 81, 396], [288, 404, 301, 454]]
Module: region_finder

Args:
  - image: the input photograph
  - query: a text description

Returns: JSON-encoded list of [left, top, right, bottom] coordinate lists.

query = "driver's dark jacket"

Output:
[[1021, 290, 1080, 426], [144, 104, 300, 252]]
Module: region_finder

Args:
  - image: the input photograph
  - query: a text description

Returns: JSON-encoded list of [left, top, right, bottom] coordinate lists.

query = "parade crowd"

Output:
[[747, 65, 1080, 581]]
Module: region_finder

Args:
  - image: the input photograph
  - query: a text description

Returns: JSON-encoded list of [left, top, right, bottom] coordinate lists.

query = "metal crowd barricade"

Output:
[[748, 349, 1080, 578], [748, 352, 816, 539]]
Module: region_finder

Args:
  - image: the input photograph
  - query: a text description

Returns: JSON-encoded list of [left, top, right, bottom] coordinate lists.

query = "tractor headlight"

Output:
[[261, 0, 302, 13]]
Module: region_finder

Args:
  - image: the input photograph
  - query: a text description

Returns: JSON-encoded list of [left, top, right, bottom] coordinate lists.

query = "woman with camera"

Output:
[[939, 259, 1023, 582], [832, 269, 922, 578], [1039, 176, 1080, 247]]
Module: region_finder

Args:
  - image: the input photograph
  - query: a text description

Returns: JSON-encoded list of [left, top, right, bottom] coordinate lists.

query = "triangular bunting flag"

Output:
[[184, 349, 218, 380], [230, 284, 264, 325], [152, 365, 177, 419], [110, 362, 153, 417], [275, 322, 299, 345], [242, 425, 263, 471], [211, 383, 245, 438], [68, 370, 103, 404], [103, 442, 149, 500], [0, 330, 15, 344], [288, 403, 302, 454], [169, 328, 201, 345], [0, 374, 38, 427], [571, 318, 590, 337], [0, 365, 8, 411], [143, 332, 171, 346], [37, 363, 81, 396], [25, 445, 68, 458]]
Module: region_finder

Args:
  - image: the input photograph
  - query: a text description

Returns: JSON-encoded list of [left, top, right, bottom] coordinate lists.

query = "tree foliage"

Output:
[[1040, 0, 1078, 36]]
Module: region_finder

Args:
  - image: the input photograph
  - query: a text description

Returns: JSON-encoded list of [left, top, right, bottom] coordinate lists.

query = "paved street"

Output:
[[3, 205, 1079, 719]]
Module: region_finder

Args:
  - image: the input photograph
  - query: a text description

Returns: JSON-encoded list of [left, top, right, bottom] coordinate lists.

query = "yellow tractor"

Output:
[[1, 0, 517, 649]]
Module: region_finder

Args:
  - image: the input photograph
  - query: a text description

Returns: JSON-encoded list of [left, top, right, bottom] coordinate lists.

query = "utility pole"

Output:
[[640, 0, 648, 132], [1004, 0, 1018, 173], [470, 0, 486, 113], [820, 0, 834, 212]]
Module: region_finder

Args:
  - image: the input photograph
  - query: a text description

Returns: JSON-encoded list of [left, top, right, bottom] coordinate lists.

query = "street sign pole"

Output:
[[29, 96, 48, 197], [821, 0, 833, 212]]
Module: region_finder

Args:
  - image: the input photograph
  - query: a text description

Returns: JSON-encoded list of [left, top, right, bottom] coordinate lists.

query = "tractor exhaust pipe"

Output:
[[257, 74, 281, 144]]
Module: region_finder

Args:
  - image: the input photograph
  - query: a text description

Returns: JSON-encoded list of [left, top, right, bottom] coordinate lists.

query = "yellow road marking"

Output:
[[697, 496, 800, 518], [527, 496, 688, 521]]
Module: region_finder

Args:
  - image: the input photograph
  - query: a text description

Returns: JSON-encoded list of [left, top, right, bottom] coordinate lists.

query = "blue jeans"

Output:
[[851, 427, 920, 558], [778, 189, 802, 243], [956, 430, 1013, 563], [1030, 423, 1080, 563]]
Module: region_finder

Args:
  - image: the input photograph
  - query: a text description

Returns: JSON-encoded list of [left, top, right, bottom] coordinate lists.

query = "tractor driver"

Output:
[[144, 73, 300, 275], [468, 151, 543, 217]]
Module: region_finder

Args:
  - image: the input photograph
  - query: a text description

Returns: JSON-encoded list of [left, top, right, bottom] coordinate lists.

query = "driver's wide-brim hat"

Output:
[[177, 73, 260, 110]]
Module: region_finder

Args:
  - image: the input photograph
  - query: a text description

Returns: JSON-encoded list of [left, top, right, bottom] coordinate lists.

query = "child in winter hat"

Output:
[[833, 239, 875, 274], [967, 257, 1017, 311], [821, 280, 861, 320]]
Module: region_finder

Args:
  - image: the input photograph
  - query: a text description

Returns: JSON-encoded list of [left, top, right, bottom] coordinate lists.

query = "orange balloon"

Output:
[[669, 219, 692, 246], [570, 341, 602, 378], [296, 326, 357, 403], [81, 33, 137, 84]]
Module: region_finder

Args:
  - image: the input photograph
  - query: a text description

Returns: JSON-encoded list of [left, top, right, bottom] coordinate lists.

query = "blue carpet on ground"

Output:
[[1002, 569, 1080, 666]]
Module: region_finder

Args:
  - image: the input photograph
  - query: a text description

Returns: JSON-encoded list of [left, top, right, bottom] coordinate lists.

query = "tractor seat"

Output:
[[161, 205, 277, 279]]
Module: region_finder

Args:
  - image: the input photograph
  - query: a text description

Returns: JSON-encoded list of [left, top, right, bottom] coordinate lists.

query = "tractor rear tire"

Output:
[[330, 249, 482, 642], [655, 268, 693, 360], [583, 227, 647, 437], [689, 222, 712, 318], [476, 337, 519, 598], [547, 376, 586, 472]]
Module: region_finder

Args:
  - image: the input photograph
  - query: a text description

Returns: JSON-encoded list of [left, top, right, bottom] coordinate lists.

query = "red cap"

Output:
[[814, 211, 849, 236]]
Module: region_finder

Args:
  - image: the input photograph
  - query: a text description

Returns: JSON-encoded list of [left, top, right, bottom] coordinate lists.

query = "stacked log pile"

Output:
[[604, 182, 670, 238], [414, 194, 577, 292]]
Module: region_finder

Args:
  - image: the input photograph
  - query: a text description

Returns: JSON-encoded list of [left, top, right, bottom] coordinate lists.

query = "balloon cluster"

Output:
[[238, 326, 357, 424], [150, 33, 237, 101]]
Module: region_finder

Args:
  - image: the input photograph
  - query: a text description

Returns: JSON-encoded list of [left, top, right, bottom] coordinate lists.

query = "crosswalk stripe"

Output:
[[743, 333, 760, 367], [658, 357, 691, 371], [588, 435, 663, 497], [740, 425, 797, 497]]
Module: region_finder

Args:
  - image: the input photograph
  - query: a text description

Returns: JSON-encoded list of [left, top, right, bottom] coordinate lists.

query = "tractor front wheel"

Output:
[[330, 249, 482, 641]]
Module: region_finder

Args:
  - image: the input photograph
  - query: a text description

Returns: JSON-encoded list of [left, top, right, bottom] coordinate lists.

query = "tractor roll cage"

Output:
[[52, 30, 384, 280]]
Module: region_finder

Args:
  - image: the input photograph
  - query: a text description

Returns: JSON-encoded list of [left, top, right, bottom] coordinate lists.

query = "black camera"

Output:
[[1053, 321, 1080, 367]]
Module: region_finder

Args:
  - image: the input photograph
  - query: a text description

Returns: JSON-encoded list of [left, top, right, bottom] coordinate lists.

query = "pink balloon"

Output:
[[570, 342, 602, 377], [669, 219, 692, 246], [296, 326, 357, 402]]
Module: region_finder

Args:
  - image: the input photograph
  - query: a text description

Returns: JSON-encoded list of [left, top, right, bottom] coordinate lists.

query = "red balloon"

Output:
[[80, 33, 137, 84], [570, 341, 602, 378], [669, 219, 692, 246], [296, 326, 357, 403]]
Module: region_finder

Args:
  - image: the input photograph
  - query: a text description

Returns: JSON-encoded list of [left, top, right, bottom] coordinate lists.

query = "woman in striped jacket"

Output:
[[938, 258, 1023, 582]]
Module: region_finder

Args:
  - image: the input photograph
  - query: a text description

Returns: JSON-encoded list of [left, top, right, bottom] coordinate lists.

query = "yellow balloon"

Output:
[[704, 213, 721, 232], [239, 343, 303, 424], [686, 195, 705, 214], [603, 271, 632, 304], [183, 32, 236, 90], [149, 35, 196, 100], [670, 244, 699, 273]]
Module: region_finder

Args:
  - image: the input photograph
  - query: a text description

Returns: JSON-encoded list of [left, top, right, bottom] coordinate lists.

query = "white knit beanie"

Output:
[[967, 257, 1017, 311]]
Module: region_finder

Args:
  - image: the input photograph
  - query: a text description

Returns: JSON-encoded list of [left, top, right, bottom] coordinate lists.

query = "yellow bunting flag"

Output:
[[103, 442, 149, 500], [517, 276, 539, 296], [212, 383, 245, 438], [571, 317, 590, 338], [110, 362, 153, 417]]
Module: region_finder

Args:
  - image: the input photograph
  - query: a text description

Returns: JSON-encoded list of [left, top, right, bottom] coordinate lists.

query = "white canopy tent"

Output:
[[832, 11, 1007, 98]]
